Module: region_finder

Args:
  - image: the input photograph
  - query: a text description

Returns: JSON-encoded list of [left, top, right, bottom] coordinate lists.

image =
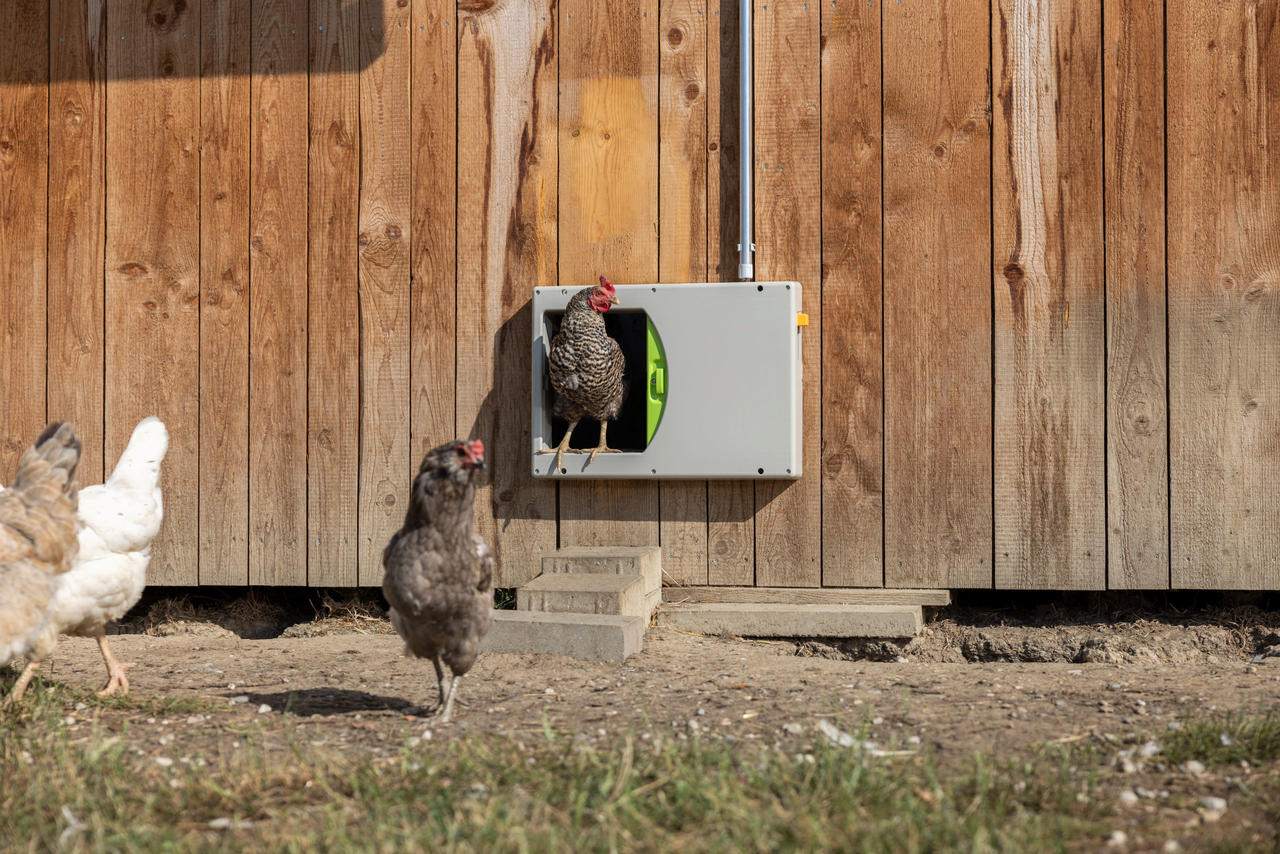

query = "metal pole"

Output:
[[737, 0, 754, 280]]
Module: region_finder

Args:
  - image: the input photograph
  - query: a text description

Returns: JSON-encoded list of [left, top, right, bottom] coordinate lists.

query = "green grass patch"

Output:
[[1164, 707, 1280, 766], [0, 684, 1106, 853]]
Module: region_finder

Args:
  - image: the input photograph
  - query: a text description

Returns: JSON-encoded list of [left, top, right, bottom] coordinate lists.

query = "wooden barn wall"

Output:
[[0, 0, 1277, 590]]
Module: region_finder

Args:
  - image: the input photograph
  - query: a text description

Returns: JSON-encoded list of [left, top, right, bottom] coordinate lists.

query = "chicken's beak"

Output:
[[610, 295, 620, 305]]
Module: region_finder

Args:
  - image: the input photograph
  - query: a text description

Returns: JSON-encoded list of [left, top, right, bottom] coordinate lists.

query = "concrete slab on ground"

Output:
[[655, 603, 923, 638], [662, 587, 950, 607], [482, 610, 646, 661]]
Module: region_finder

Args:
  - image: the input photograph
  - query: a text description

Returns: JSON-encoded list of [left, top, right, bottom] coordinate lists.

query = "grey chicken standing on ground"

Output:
[[540, 276, 626, 473], [382, 439, 492, 722]]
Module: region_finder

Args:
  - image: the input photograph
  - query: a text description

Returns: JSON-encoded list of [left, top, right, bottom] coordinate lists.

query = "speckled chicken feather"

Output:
[[548, 288, 627, 423]]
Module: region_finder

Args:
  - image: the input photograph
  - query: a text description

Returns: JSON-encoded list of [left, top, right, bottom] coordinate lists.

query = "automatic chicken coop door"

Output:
[[531, 282, 803, 479]]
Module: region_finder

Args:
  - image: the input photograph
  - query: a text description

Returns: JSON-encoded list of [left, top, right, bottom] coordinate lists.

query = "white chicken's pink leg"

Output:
[[438, 673, 463, 723], [537, 418, 581, 474], [95, 631, 132, 696], [586, 420, 623, 465], [4, 660, 41, 705]]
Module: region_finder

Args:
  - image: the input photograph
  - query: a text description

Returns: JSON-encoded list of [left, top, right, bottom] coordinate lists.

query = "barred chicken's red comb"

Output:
[[597, 275, 615, 294]]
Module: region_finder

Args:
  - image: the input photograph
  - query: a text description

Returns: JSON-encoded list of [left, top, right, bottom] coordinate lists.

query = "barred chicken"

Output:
[[0, 423, 82, 704], [4, 417, 168, 697], [540, 276, 626, 472], [382, 439, 493, 722]]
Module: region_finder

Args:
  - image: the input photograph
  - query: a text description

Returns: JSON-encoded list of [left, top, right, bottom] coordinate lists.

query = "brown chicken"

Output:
[[540, 276, 626, 472], [382, 439, 493, 722], [0, 422, 82, 704]]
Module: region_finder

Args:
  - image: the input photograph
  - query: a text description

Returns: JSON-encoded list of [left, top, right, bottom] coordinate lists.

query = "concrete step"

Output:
[[542, 546, 662, 597], [655, 603, 923, 638], [482, 610, 646, 661], [518, 572, 650, 617]]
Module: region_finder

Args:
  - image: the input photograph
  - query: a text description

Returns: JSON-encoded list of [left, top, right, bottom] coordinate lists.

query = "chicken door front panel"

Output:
[[531, 282, 803, 479]]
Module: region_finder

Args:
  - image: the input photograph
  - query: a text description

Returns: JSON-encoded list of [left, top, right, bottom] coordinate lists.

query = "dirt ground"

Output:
[[21, 596, 1280, 851], [35, 599, 1280, 757]]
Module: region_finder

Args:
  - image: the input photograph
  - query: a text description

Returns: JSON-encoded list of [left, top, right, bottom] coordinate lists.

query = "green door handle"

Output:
[[645, 317, 667, 444]]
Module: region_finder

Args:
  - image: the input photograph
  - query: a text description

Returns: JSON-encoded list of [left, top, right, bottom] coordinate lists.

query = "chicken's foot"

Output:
[[438, 673, 463, 723], [537, 418, 581, 474], [586, 420, 623, 465], [95, 631, 133, 696], [4, 660, 41, 705]]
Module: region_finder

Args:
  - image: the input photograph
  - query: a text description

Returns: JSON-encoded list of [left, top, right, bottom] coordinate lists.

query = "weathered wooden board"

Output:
[[1168, 0, 1280, 589], [308, 0, 360, 586], [409, 0, 455, 496], [48, 0, 105, 486], [751, 0, 821, 587], [820, 0, 882, 587], [1104, 0, 1168, 589], [0, 1, 48, 479], [883, 0, 993, 589], [200, 0, 251, 585], [249, 0, 309, 586], [357, 0, 412, 586], [658, 0, 709, 585], [705, 0, 753, 585], [992, 0, 1105, 589], [105, 0, 200, 585], [557, 0, 661, 548], [456, 0, 559, 588]]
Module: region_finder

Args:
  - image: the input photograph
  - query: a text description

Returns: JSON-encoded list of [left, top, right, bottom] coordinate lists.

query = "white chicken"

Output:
[[5, 417, 168, 696]]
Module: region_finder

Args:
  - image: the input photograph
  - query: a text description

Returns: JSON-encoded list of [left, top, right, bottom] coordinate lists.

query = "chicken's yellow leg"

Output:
[[95, 630, 132, 696], [4, 660, 40, 705], [536, 418, 581, 473], [586, 420, 623, 465]]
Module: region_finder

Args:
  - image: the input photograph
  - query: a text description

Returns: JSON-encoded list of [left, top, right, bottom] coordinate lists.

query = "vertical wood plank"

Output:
[[558, 0, 661, 548], [48, 0, 105, 485], [309, 0, 360, 586], [820, 0, 882, 586], [250, 0, 309, 585], [105, 0, 200, 585], [409, 0, 454, 501], [456, 0, 559, 588], [358, 0, 412, 585], [658, 0, 709, 585], [1104, 0, 1167, 588], [992, 0, 1105, 589], [201, 0, 252, 585], [1168, 0, 1280, 589], [752, 0, 820, 587], [883, 0, 992, 588], [0, 1, 48, 478], [705, 0, 752, 585]]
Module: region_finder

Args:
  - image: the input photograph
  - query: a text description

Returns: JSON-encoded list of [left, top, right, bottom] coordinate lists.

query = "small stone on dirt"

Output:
[[1183, 760, 1205, 776], [1117, 789, 1139, 808], [781, 723, 804, 735], [1107, 830, 1128, 847]]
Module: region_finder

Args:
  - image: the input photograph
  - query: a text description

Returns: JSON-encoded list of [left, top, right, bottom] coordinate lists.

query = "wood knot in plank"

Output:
[[385, 225, 402, 240], [118, 262, 149, 277], [383, 493, 397, 507], [457, 0, 495, 11], [250, 235, 265, 251], [1002, 262, 1024, 282], [684, 82, 700, 103], [667, 27, 684, 47], [358, 233, 371, 247]]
